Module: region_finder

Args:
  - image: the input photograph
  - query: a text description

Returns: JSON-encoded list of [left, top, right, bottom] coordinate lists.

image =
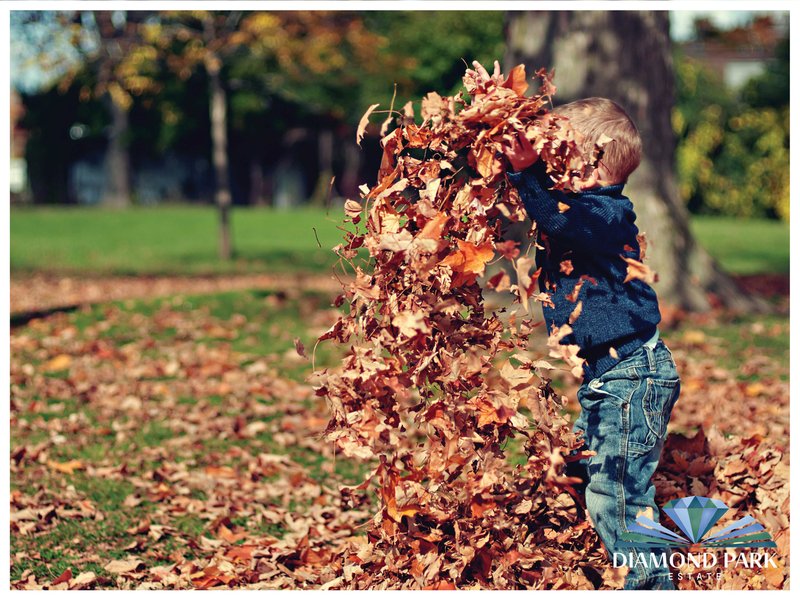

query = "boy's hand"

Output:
[[464, 60, 505, 104], [467, 59, 504, 87], [502, 130, 538, 172], [502, 113, 558, 172]]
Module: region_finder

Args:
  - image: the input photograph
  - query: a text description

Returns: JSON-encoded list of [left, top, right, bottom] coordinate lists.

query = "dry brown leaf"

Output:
[[356, 103, 380, 147], [104, 559, 144, 575], [621, 256, 658, 284]]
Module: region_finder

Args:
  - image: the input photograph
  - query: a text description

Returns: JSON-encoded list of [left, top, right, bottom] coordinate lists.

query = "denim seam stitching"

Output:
[[618, 387, 649, 587], [620, 404, 647, 587], [628, 379, 659, 457]]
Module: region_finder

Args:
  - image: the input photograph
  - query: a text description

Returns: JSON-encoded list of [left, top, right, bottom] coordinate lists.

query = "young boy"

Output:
[[504, 97, 681, 590]]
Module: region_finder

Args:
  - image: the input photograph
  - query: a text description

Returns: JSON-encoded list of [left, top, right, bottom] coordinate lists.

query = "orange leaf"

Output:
[[417, 212, 449, 241], [621, 256, 658, 284], [204, 466, 238, 479], [51, 568, 72, 586], [217, 523, 248, 543], [440, 239, 493, 274], [48, 459, 84, 475], [386, 498, 422, 522], [191, 566, 226, 590], [503, 64, 529, 96], [225, 545, 257, 564], [461, 240, 494, 275], [473, 142, 502, 178], [424, 581, 457, 590], [44, 354, 71, 371], [470, 497, 496, 518], [764, 557, 785, 587]]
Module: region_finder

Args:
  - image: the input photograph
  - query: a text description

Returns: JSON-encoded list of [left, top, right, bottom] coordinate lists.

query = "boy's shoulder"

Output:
[[572, 183, 636, 217], [516, 160, 634, 213]]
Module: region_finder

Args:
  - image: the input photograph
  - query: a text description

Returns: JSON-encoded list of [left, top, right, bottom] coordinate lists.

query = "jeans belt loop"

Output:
[[644, 342, 655, 372]]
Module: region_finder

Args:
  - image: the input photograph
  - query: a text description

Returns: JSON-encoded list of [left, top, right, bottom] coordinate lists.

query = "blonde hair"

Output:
[[552, 97, 642, 184]]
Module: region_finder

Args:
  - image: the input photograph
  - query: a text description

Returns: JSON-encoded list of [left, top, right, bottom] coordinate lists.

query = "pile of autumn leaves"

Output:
[[313, 65, 615, 588]]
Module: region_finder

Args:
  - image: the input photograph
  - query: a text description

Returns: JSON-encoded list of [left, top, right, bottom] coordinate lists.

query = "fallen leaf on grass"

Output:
[[104, 559, 144, 574], [294, 337, 308, 359], [47, 459, 84, 475], [43, 354, 71, 371], [51, 568, 72, 586]]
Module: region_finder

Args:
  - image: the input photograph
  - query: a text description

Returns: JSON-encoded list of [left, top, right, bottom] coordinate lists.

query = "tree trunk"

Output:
[[206, 53, 233, 260], [249, 157, 268, 206], [310, 127, 334, 207], [505, 11, 764, 312], [103, 93, 131, 208], [340, 135, 362, 202]]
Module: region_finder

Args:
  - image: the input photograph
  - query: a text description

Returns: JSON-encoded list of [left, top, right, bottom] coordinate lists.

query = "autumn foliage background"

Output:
[[9, 9, 789, 590]]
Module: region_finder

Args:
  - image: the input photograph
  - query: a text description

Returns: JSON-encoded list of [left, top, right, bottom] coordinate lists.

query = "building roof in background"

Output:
[[677, 14, 786, 89]]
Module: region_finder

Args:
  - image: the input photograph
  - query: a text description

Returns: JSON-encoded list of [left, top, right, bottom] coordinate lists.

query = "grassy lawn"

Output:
[[10, 289, 370, 585], [10, 286, 789, 587], [10, 205, 788, 277], [689, 215, 789, 275], [10, 205, 346, 276]]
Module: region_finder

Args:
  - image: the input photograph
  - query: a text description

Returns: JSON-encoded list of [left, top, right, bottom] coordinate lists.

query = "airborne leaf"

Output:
[[622, 256, 658, 284], [356, 103, 380, 147], [315, 61, 617, 590]]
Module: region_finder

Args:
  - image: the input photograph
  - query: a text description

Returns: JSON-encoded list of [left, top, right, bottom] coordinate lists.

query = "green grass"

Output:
[[10, 288, 369, 585], [10, 205, 348, 276], [10, 279, 789, 585], [674, 312, 790, 381], [689, 215, 789, 275], [11, 205, 788, 277]]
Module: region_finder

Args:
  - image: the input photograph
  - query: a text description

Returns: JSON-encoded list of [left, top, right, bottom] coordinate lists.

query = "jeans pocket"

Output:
[[583, 376, 634, 409], [629, 377, 680, 456]]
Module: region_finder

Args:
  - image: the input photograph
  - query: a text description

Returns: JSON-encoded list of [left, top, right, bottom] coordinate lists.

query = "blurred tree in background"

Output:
[[12, 9, 788, 229], [12, 11, 505, 209], [505, 10, 762, 312], [673, 37, 789, 221], [13, 11, 160, 207]]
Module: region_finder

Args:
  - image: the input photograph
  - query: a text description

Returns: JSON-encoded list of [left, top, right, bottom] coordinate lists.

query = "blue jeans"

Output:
[[573, 339, 680, 590]]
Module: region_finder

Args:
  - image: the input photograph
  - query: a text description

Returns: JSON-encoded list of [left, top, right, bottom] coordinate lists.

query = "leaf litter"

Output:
[[10, 64, 789, 590], [312, 62, 789, 589]]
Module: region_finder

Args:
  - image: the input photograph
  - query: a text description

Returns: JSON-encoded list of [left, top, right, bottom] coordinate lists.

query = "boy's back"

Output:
[[507, 163, 661, 380], [500, 91, 682, 590]]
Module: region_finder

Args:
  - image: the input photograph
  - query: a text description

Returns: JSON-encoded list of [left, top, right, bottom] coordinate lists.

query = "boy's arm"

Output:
[[507, 162, 635, 251]]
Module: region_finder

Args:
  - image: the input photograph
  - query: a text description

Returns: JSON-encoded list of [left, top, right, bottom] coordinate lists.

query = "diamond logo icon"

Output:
[[618, 495, 777, 550], [663, 496, 728, 543]]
